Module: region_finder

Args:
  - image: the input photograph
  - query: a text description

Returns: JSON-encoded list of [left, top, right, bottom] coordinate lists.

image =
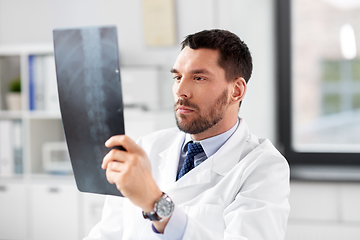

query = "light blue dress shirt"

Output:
[[152, 118, 240, 238]]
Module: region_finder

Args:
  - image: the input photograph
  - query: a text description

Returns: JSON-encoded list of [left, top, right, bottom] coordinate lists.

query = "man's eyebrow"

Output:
[[170, 68, 213, 75], [170, 68, 179, 74]]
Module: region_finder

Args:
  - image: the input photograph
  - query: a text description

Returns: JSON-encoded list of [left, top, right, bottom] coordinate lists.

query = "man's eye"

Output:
[[173, 76, 181, 81], [194, 76, 204, 81]]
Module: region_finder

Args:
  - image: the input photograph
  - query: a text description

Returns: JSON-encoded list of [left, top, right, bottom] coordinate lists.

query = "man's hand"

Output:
[[102, 135, 163, 212]]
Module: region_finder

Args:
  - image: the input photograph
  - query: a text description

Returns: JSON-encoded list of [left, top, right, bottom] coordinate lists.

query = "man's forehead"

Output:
[[172, 47, 220, 72]]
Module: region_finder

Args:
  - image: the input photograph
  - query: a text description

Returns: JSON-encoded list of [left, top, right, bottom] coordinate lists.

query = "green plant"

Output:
[[9, 77, 21, 92]]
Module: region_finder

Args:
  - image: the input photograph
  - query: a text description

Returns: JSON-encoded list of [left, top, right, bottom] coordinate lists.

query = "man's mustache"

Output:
[[174, 98, 199, 111]]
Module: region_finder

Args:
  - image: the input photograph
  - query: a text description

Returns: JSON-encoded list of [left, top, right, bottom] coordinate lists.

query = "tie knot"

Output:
[[186, 142, 204, 158]]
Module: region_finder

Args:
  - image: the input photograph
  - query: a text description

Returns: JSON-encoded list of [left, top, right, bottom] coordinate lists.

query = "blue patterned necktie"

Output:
[[177, 142, 204, 180]]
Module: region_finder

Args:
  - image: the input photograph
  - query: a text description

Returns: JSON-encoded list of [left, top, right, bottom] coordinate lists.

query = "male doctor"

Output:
[[85, 29, 290, 240]]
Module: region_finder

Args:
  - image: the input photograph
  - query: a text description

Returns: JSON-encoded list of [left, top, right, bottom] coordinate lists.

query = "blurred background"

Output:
[[0, 0, 359, 239]]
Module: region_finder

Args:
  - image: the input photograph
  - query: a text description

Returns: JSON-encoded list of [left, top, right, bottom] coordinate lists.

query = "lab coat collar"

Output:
[[210, 118, 249, 176], [157, 118, 249, 190], [158, 132, 212, 190]]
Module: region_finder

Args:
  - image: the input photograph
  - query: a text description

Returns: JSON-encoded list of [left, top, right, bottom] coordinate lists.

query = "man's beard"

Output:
[[174, 88, 229, 135]]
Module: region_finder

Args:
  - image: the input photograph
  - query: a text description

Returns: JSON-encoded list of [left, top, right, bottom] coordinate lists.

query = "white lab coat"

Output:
[[85, 119, 290, 240]]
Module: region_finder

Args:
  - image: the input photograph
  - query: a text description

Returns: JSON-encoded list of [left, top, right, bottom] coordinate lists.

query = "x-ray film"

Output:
[[53, 26, 124, 196]]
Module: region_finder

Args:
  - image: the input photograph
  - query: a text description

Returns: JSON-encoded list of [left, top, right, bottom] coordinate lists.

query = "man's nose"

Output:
[[174, 77, 191, 98]]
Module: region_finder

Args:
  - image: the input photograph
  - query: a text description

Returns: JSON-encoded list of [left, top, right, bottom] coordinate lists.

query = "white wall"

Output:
[[0, 0, 277, 142]]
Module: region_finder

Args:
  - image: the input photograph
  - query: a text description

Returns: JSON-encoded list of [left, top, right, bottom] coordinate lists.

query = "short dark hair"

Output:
[[181, 29, 253, 83]]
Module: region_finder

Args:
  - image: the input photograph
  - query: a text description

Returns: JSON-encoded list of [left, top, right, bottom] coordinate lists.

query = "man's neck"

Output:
[[190, 116, 238, 141]]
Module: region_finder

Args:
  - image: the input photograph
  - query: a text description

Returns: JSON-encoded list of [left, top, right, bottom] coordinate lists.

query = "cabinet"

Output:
[[0, 180, 27, 240], [29, 180, 79, 240]]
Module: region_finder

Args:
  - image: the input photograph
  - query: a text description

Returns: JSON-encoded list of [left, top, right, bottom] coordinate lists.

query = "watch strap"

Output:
[[142, 211, 161, 221]]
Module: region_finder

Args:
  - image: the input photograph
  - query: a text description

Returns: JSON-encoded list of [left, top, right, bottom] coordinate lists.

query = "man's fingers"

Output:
[[102, 148, 127, 169], [105, 168, 122, 185], [107, 161, 123, 172], [105, 135, 139, 153]]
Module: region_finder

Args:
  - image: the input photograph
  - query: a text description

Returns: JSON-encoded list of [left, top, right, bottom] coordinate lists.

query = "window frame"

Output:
[[276, 0, 360, 167]]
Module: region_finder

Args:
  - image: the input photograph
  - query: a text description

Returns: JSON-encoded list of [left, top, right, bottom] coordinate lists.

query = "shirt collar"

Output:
[[182, 118, 240, 158]]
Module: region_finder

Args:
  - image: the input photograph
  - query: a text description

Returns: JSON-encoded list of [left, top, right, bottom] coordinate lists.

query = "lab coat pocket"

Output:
[[180, 204, 225, 234]]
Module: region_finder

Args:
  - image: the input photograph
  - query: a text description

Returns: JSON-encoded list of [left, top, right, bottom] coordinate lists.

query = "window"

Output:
[[277, 0, 360, 171]]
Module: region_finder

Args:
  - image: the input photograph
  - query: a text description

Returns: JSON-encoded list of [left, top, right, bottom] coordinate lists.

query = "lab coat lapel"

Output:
[[171, 156, 213, 188], [164, 156, 213, 204], [157, 132, 185, 190], [157, 134, 213, 191], [210, 119, 249, 176]]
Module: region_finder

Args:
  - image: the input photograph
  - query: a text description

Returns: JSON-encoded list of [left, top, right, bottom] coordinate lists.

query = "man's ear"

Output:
[[231, 77, 247, 103]]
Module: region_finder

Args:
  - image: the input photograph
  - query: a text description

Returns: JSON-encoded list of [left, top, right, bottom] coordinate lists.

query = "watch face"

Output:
[[156, 196, 174, 218]]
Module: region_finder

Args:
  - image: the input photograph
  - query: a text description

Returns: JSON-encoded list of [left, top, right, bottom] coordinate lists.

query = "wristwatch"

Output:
[[142, 192, 174, 222]]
